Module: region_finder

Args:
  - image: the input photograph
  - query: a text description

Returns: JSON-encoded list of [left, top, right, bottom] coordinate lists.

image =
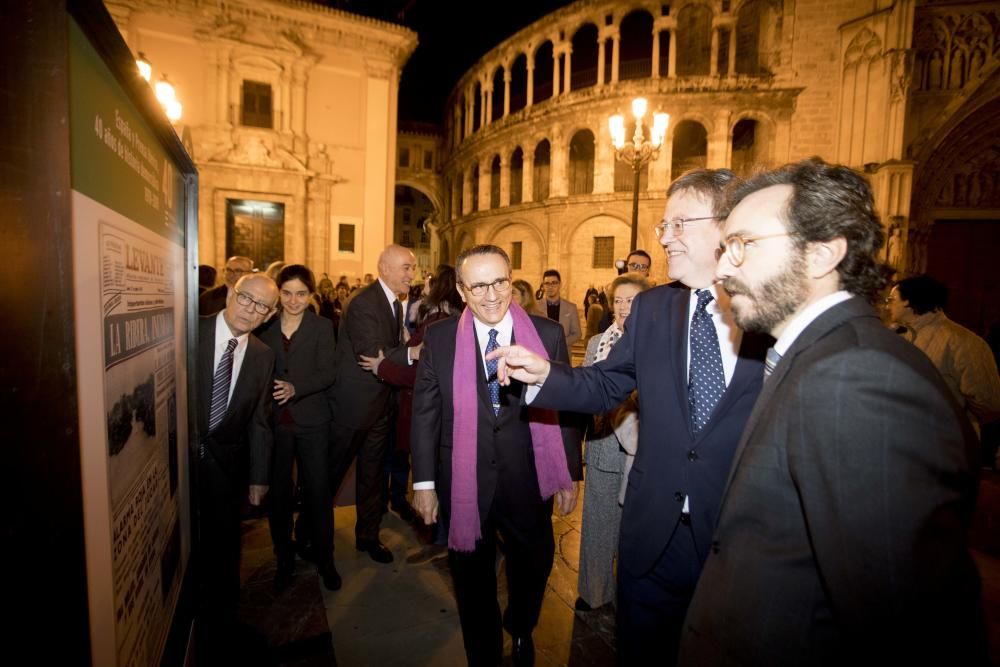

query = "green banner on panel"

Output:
[[69, 20, 184, 243]]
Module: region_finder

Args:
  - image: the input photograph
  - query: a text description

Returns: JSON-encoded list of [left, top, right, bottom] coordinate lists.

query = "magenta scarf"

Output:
[[449, 301, 573, 552]]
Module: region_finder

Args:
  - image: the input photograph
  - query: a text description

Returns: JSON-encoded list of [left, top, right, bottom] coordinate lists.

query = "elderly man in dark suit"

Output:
[[489, 170, 769, 665], [199, 255, 253, 316], [195, 272, 278, 657], [328, 244, 415, 563], [411, 244, 581, 667], [678, 158, 987, 665]]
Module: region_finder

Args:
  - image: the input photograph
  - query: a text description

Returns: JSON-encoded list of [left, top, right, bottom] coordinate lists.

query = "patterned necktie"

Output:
[[208, 338, 238, 432], [485, 328, 501, 416], [688, 289, 726, 434], [393, 299, 403, 342], [763, 347, 782, 379]]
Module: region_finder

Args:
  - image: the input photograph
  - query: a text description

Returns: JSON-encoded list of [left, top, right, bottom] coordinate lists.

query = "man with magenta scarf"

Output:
[[411, 244, 582, 667]]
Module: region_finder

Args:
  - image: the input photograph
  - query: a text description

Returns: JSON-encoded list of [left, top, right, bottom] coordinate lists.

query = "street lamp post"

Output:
[[610, 98, 668, 252]]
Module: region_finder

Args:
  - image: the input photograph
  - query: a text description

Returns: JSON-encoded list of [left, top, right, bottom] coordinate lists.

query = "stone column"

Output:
[[550, 130, 567, 197], [485, 85, 493, 125], [500, 152, 511, 207], [462, 167, 473, 215], [564, 47, 572, 94], [523, 149, 535, 203], [552, 51, 561, 96], [597, 38, 606, 86], [292, 64, 308, 153], [503, 67, 511, 117], [216, 47, 232, 125], [611, 32, 621, 82], [708, 109, 731, 168], [710, 27, 719, 76], [527, 62, 535, 107], [652, 30, 661, 78], [479, 156, 491, 211], [668, 28, 677, 77]]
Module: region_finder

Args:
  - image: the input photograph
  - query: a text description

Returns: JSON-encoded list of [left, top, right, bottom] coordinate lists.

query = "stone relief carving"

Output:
[[934, 144, 1000, 207], [913, 10, 998, 92]]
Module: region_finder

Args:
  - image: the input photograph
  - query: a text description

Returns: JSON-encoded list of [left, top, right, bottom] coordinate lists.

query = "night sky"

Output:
[[311, 0, 575, 125]]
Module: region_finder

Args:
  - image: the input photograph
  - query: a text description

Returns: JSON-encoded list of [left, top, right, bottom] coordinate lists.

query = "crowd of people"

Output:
[[193, 156, 1000, 666]]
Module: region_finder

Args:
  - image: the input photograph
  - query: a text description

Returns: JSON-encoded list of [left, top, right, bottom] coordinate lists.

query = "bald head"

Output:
[[378, 244, 417, 295], [223, 274, 278, 336]]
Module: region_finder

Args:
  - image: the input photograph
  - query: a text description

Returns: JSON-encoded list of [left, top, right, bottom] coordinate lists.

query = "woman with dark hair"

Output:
[[256, 264, 340, 592], [417, 264, 462, 325], [512, 279, 537, 315]]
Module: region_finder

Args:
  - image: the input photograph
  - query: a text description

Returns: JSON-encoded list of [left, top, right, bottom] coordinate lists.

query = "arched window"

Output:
[[533, 139, 551, 201], [676, 5, 712, 75], [490, 155, 501, 208], [620, 10, 654, 80], [671, 120, 708, 181], [472, 81, 482, 132], [533, 41, 554, 104], [731, 118, 768, 176], [510, 147, 524, 205], [571, 24, 599, 89], [471, 164, 480, 211], [569, 129, 595, 195], [736, 0, 782, 74], [491, 67, 504, 122], [509, 54, 528, 113]]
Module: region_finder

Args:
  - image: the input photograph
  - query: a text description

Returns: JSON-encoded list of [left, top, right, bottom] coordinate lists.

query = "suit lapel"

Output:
[[670, 289, 694, 436], [198, 318, 215, 435], [715, 297, 867, 513]]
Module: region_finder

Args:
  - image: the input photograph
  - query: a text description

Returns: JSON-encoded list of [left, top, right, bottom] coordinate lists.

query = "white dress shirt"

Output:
[[214, 311, 250, 405]]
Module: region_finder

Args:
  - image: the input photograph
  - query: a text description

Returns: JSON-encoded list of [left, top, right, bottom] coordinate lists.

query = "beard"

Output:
[[723, 251, 809, 334]]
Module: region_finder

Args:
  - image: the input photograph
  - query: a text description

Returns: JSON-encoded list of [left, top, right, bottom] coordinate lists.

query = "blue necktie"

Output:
[[208, 338, 238, 432], [764, 347, 782, 379], [689, 290, 725, 434], [485, 329, 501, 415]]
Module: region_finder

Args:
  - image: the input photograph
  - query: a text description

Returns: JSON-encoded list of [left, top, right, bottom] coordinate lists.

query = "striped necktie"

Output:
[[763, 347, 782, 379], [208, 338, 238, 432]]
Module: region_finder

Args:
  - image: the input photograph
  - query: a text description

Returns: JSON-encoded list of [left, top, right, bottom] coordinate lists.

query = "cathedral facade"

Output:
[[431, 0, 1000, 331]]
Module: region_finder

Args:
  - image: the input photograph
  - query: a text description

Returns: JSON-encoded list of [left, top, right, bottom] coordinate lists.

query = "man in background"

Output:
[[539, 268, 581, 348], [199, 255, 253, 316], [888, 274, 1000, 435]]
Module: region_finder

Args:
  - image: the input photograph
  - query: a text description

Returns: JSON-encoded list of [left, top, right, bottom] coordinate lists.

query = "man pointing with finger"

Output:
[[411, 244, 582, 667]]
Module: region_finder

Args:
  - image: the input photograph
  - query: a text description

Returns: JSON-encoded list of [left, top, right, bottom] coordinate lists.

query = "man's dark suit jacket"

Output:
[[197, 314, 273, 485], [256, 310, 336, 426], [199, 284, 228, 317], [533, 281, 769, 577], [679, 297, 986, 666], [411, 314, 582, 538], [328, 281, 408, 430]]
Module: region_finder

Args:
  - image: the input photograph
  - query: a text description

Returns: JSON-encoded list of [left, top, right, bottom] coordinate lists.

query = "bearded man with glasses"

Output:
[[487, 169, 771, 666], [411, 244, 582, 667], [679, 158, 986, 665]]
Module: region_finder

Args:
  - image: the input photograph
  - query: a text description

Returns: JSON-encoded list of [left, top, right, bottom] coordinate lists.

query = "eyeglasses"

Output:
[[654, 216, 719, 240], [542, 280, 560, 287], [462, 277, 512, 297], [627, 262, 650, 272], [234, 290, 274, 315], [719, 232, 794, 267]]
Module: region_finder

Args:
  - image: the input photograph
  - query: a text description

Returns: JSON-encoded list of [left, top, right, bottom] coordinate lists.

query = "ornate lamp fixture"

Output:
[[610, 98, 669, 252]]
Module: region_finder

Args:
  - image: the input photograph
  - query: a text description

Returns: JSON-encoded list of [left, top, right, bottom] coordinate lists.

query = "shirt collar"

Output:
[[689, 283, 726, 316], [377, 277, 399, 307], [773, 290, 852, 355], [472, 309, 514, 347], [909, 309, 944, 333], [215, 310, 250, 347]]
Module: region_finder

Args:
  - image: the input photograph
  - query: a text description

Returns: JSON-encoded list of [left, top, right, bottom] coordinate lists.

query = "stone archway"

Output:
[[910, 94, 1000, 334]]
